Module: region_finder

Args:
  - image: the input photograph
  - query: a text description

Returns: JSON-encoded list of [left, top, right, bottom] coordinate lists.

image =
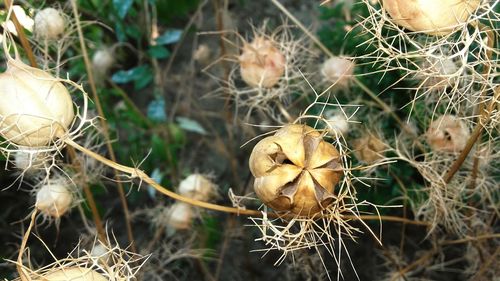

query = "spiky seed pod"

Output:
[[166, 202, 194, 230], [178, 174, 216, 202], [426, 115, 469, 152], [36, 267, 106, 281], [353, 134, 386, 163], [239, 36, 286, 88], [34, 8, 65, 40], [0, 60, 74, 147], [382, 0, 480, 35], [321, 57, 355, 88], [35, 182, 73, 218], [249, 124, 343, 216]]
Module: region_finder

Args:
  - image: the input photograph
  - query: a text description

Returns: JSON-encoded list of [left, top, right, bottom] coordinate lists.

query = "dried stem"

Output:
[[70, 0, 136, 252], [270, 0, 333, 58], [16, 209, 36, 281], [444, 86, 499, 184], [443, 26, 496, 184], [4, 0, 37, 67]]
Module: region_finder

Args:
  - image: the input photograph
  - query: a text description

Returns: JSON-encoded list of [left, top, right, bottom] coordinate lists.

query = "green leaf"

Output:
[[111, 65, 150, 84], [114, 22, 127, 42], [134, 73, 153, 90], [176, 117, 207, 135], [113, 0, 134, 19], [156, 29, 182, 45], [147, 98, 167, 122], [147, 45, 171, 59]]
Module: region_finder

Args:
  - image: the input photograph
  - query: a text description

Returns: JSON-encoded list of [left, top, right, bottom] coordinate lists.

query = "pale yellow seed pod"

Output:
[[382, 0, 480, 35], [353, 134, 386, 163], [249, 124, 343, 216], [14, 149, 46, 172], [36, 267, 106, 281], [0, 60, 74, 147], [321, 57, 355, 88], [166, 202, 194, 230], [92, 48, 115, 74], [36, 182, 73, 218], [426, 115, 469, 152], [34, 8, 65, 40], [325, 111, 349, 135], [179, 174, 216, 202], [239, 37, 286, 88], [193, 44, 211, 64]]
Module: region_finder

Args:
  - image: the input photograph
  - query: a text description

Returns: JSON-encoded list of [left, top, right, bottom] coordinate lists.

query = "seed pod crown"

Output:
[[249, 124, 343, 216]]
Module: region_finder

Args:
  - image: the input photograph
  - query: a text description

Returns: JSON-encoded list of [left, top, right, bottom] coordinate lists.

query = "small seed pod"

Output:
[[90, 244, 110, 262], [249, 124, 343, 216], [193, 44, 211, 64], [325, 110, 349, 135], [321, 57, 355, 88], [14, 149, 46, 171], [37, 267, 106, 281], [239, 36, 286, 88], [353, 134, 386, 163], [179, 174, 217, 202], [92, 48, 115, 75], [426, 115, 469, 152], [34, 8, 65, 40], [418, 57, 459, 90], [166, 202, 194, 230], [0, 60, 74, 147], [35, 182, 73, 218], [382, 0, 480, 36]]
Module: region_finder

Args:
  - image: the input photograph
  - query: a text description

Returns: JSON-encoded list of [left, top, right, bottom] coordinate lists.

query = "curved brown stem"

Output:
[[16, 210, 37, 281], [65, 137, 430, 226]]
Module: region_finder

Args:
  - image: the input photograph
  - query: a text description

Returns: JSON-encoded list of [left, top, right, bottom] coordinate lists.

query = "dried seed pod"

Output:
[[34, 8, 65, 40], [179, 174, 217, 202], [418, 57, 459, 90], [249, 124, 343, 216], [92, 47, 115, 74], [166, 202, 194, 230], [14, 149, 47, 172], [37, 267, 106, 281], [239, 36, 286, 88], [35, 182, 73, 218], [325, 110, 349, 135], [382, 0, 480, 35], [0, 60, 74, 147], [426, 115, 469, 152], [353, 134, 386, 163], [321, 57, 355, 88], [193, 44, 211, 64]]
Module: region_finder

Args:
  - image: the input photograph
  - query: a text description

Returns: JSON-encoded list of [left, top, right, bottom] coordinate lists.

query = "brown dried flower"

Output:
[[426, 115, 469, 152], [353, 134, 386, 163], [249, 124, 343, 216]]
